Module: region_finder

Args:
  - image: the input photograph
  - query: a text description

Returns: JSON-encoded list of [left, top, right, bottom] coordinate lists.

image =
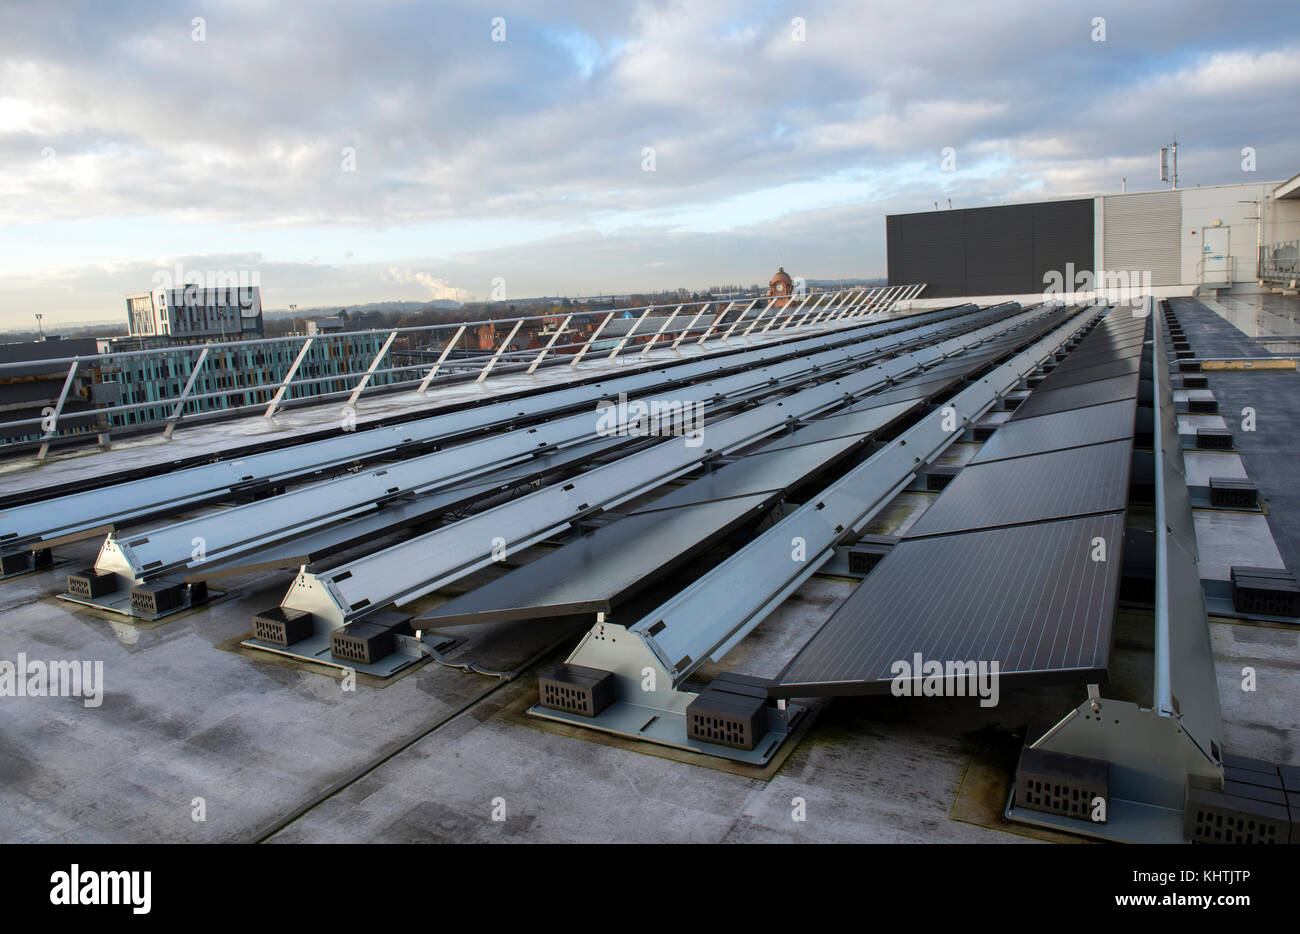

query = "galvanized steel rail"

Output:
[[1, 304, 951, 555], [274, 301, 1046, 629], [621, 302, 1105, 686]]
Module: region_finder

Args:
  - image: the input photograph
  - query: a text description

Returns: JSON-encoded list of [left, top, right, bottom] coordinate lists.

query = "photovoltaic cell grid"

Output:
[[1009, 372, 1141, 420], [904, 440, 1132, 537], [968, 398, 1137, 465], [418, 306, 1076, 630], [774, 310, 1145, 696], [1046, 339, 1147, 370], [1009, 318, 1146, 421], [774, 513, 1125, 695], [1036, 357, 1142, 389]]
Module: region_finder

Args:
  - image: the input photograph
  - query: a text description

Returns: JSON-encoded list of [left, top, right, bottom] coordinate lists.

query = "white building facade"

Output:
[[125, 285, 264, 340], [1093, 175, 1300, 294]]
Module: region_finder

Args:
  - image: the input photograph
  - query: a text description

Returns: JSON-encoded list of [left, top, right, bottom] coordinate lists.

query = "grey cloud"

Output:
[[1, 0, 1299, 322], [3, 0, 1297, 227]]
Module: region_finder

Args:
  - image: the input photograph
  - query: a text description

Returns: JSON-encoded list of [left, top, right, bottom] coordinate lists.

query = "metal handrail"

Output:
[[1, 284, 922, 457], [1196, 253, 1235, 287], [1259, 238, 1299, 280]]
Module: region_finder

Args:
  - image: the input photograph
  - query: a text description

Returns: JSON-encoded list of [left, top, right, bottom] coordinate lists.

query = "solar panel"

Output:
[[418, 398, 942, 626], [614, 304, 1106, 689], [418, 492, 774, 626], [969, 399, 1137, 465], [752, 400, 921, 455], [843, 376, 962, 412], [1009, 372, 1140, 420], [628, 435, 875, 514], [8, 307, 959, 549], [905, 440, 1133, 537], [1034, 357, 1142, 390], [1050, 338, 1147, 369], [773, 512, 1125, 696]]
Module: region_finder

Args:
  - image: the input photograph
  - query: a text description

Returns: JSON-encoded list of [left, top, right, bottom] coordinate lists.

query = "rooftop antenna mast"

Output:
[[1160, 138, 1178, 190]]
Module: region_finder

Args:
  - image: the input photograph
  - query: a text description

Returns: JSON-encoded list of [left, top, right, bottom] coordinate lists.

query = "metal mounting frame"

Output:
[[527, 619, 808, 766], [272, 303, 1044, 638], [1005, 298, 1225, 844], [7, 311, 931, 557], [84, 309, 992, 588], [526, 303, 1099, 761]]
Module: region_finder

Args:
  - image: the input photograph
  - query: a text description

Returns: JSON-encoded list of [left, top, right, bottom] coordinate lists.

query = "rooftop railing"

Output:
[[1260, 239, 1299, 283], [0, 284, 924, 459]]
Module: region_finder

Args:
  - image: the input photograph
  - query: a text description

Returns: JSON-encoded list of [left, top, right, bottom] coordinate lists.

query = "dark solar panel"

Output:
[[418, 493, 773, 626], [969, 399, 1137, 464], [771, 309, 1143, 699], [635, 436, 864, 513], [774, 512, 1125, 696], [1095, 316, 1149, 333], [757, 400, 921, 454], [846, 376, 962, 411], [1010, 372, 1140, 420], [416, 400, 928, 626], [1036, 357, 1142, 390], [1054, 338, 1147, 368], [905, 440, 1132, 537]]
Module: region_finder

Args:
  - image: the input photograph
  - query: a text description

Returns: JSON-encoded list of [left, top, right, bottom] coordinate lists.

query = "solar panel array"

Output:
[[418, 304, 1079, 631], [775, 311, 1150, 696]]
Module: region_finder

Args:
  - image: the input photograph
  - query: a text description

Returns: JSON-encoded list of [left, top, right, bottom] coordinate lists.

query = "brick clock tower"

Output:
[[767, 266, 795, 308]]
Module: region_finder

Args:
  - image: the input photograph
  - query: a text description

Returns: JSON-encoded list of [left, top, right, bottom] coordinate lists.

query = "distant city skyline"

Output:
[[2, 0, 1298, 326]]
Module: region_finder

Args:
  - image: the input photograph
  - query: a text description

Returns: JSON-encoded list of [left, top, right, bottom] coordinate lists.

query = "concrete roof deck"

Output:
[[2, 493, 1293, 843], [1, 299, 1297, 844]]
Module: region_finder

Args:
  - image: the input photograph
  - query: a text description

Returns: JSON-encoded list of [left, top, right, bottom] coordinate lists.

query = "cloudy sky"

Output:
[[1, 0, 1298, 326]]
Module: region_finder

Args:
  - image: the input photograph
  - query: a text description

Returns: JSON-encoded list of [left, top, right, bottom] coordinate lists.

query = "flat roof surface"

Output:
[[1, 299, 1298, 843]]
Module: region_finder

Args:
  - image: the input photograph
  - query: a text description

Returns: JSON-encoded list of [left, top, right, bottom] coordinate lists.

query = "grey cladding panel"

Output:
[[887, 200, 1094, 298], [1103, 191, 1183, 287], [775, 513, 1125, 695]]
